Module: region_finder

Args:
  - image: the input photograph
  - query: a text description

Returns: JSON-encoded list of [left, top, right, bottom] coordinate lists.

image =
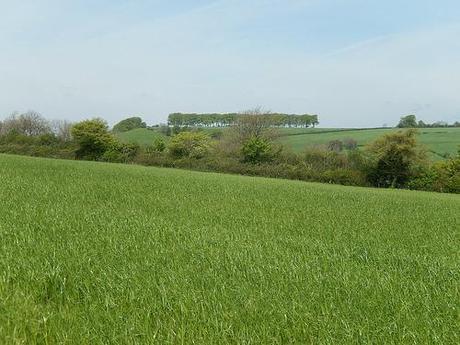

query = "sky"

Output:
[[1, 0, 460, 127]]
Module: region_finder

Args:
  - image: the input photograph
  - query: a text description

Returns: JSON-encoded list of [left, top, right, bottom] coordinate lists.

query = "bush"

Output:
[[303, 147, 348, 171], [101, 142, 140, 163], [241, 137, 274, 164], [169, 132, 210, 159], [152, 138, 166, 152], [343, 138, 358, 150], [319, 169, 368, 186], [38, 133, 60, 146], [327, 140, 343, 152], [408, 154, 460, 193], [365, 129, 427, 188], [71, 119, 115, 160]]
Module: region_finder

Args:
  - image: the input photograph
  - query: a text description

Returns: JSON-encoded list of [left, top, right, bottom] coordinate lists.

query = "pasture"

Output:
[[0, 154, 458, 344], [279, 127, 460, 158], [116, 128, 166, 146]]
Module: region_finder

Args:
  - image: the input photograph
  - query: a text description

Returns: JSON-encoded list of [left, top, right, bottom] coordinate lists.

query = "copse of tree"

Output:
[[167, 112, 319, 128], [218, 109, 281, 163], [112, 117, 146, 133], [0, 111, 51, 136], [397, 115, 418, 128], [397, 114, 460, 128]]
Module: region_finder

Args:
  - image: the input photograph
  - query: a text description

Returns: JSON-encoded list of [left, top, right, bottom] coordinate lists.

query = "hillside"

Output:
[[279, 127, 460, 158], [118, 127, 460, 159], [116, 128, 167, 146], [0, 154, 458, 343]]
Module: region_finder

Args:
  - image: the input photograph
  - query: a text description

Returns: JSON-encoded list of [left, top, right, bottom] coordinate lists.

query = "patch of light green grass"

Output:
[[116, 128, 167, 146]]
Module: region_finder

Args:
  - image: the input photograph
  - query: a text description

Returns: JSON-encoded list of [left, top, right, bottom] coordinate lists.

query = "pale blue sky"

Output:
[[1, 0, 459, 127]]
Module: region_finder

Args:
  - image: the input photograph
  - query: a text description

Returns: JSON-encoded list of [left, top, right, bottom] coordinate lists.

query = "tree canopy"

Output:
[[167, 113, 319, 128], [113, 117, 146, 133], [71, 118, 115, 160], [397, 115, 459, 128]]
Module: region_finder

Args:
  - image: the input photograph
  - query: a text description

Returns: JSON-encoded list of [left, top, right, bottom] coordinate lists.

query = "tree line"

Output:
[[168, 112, 319, 128], [397, 114, 460, 128]]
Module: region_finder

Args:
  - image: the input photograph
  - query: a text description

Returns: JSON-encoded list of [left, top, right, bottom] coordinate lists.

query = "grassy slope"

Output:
[[0, 154, 458, 344], [116, 128, 167, 146], [279, 127, 460, 158]]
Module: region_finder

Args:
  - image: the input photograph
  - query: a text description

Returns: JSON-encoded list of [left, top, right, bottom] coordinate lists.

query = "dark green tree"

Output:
[[112, 117, 146, 133], [366, 129, 427, 188], [397, 115, 418, 128]]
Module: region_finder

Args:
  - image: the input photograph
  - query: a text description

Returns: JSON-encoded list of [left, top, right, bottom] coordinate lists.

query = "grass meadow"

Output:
[[116, 128, 167, 146], [279, 127, 460, 158], [0, 154, 459, 344]]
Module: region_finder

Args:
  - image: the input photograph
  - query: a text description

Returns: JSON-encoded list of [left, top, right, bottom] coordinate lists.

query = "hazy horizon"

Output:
[[1, 0, 460, 127]]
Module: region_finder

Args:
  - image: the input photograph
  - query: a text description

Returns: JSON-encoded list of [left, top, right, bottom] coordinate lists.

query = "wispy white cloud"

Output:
[[0, 1, 459, 126]]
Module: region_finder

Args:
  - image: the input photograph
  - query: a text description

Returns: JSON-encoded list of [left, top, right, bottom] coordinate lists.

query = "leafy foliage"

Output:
[[365, 129, 427, 188], [397, 114, 460, 128], [168, 112, 319, 128], [241, 137, 274, 163], [112, 117, 146, 133], [169, 131, 210, 159], [397, 114, 418, 128], [151, 137, 166, 152], [71, 118, 115, 160]]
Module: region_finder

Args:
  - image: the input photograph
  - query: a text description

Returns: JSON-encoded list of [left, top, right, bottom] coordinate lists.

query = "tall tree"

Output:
[[397, 115, 418, 128]]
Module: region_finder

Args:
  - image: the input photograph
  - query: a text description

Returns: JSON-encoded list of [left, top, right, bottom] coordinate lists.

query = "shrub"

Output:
[[319, 169, 368, 186], [365, 129, 427, 188], [101, 142, 140, 163], [152, 138, 166, 152], [38, 133, 60, 146], [408, 153, 460, 193], [303, 147, 348, 171], [71, 118, 115, 160], [343, 138, 358, 150], [241, 137, 274, 164], [169, 132, 210, 159], [327, 140, 343, 152]]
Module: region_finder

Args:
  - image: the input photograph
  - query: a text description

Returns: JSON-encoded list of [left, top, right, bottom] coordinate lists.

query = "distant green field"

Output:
[[279, 127, 460, 158], [116, 128, 167, 146], [118, 127, 460, 160], [1, 154, 458, 344]]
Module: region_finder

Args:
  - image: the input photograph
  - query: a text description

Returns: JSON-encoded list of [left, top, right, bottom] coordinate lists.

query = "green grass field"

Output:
[[279, 127, 460, 158], [0, 154, 458, 344], [116, 128, 167, 146]]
